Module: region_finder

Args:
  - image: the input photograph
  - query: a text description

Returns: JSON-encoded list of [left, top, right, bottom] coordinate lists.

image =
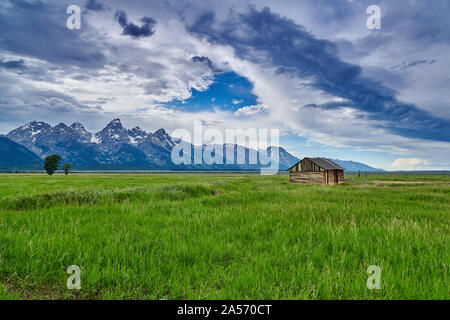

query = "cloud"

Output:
[[392, 158, 429, 170], [232, 99, 243, 105], [0, 2, 219, 132], [84, 0, 108, 12], [0, 74, 104, 131], [0, 0, 107, 69], [379, 1, 450, 47], [187, 7, 450, 142], [114, 10, 157, 38], [0, 59, 26, 71], [304, 100, 353, 110], [192, 56, 222, 72], [233, 104, 268, 117], [390, 59, 437, 70]]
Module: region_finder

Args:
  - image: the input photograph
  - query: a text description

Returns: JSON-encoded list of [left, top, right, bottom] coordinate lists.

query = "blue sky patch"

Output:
[[165, 72, 258, 112]]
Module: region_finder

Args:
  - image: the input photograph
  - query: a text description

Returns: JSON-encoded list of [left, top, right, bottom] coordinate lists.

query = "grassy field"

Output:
[[0, 173, 448, 299]]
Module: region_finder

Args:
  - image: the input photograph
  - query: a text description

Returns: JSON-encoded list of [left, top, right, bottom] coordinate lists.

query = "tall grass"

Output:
[[0, 174, 448, 299], [0, 184, 217, 210]]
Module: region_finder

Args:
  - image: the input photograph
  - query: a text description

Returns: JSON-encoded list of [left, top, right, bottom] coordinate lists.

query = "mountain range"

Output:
[[0, 119, 383, 171]]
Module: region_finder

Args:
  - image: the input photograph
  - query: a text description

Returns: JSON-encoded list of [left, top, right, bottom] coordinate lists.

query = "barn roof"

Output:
[[288, 157, 345, 171], [307, 158, 345, 170]]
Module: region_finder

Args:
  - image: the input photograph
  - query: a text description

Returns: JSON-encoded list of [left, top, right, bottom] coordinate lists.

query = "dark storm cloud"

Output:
[[390, 60, 437, 71], [304, 101, 355, 110], [0, 0, 107, 69], [187, 7, 450, 142], [85, 0, 108, 12], [192, 56, 222, 73], [0, 59, 26, 71], [114, 10, 157, 38]]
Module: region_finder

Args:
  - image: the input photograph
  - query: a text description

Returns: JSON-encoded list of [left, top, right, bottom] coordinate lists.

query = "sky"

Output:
[[0, 0, 449, 170]]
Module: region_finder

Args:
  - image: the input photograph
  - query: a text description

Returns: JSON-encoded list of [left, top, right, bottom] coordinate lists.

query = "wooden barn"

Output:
[[288, 158, 345, 185]]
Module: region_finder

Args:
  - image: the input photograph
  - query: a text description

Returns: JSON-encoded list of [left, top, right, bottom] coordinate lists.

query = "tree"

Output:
[[44, 154, 61, 175], [62, 162, 72, 175]]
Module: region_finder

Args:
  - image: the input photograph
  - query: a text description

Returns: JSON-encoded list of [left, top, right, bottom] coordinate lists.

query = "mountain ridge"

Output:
[[3, 119, 383, 171], [331, 159, 385, 172], [0, 136, 42, 169]]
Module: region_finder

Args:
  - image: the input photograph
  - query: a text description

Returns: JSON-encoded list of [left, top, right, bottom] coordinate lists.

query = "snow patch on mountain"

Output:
[[90, 135, 101, 144]]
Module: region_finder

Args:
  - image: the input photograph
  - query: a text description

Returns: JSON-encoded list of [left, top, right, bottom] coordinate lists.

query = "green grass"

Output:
[[0, 173, 448, 299]]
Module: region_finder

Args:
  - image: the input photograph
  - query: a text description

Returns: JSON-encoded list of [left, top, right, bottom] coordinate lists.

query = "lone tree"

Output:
[[44, 154, 61, 175], [62, 162, 72, 175]]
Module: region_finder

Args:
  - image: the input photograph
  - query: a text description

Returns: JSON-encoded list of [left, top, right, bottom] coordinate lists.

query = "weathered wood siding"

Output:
[[327, 170, 336, 185], [289, 158, 324, 173], [300, 158, 323, 172], [289, 172, 326, 184], [325, 170, 345, 185], [337, 170, 344, 183]]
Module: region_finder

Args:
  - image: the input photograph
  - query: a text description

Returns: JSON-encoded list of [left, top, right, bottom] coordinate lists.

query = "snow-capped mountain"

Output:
[[128, 126, 149, 145], [149, 128, 180, 151], [70, 122, 92, 143], [5, 119, 188, 169], [3, 119, 382, 171], [6, 121, 53, 156], [93, 119, 131, 151], [7, 121, 95, 157]]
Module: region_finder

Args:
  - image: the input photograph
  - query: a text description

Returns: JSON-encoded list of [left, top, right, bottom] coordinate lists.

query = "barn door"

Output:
[[334, 170, 338, 184]]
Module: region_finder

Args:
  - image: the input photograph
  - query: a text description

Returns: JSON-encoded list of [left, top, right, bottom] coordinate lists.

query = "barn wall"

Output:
[[326, 170, 334, 185], [290, 162, 300, 172], [326, 170, 344, 185], [290, 159, 324, 172], [337, 170, 344, 183], [289, 172, 326, 184], [300, 158, 323, 172]]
